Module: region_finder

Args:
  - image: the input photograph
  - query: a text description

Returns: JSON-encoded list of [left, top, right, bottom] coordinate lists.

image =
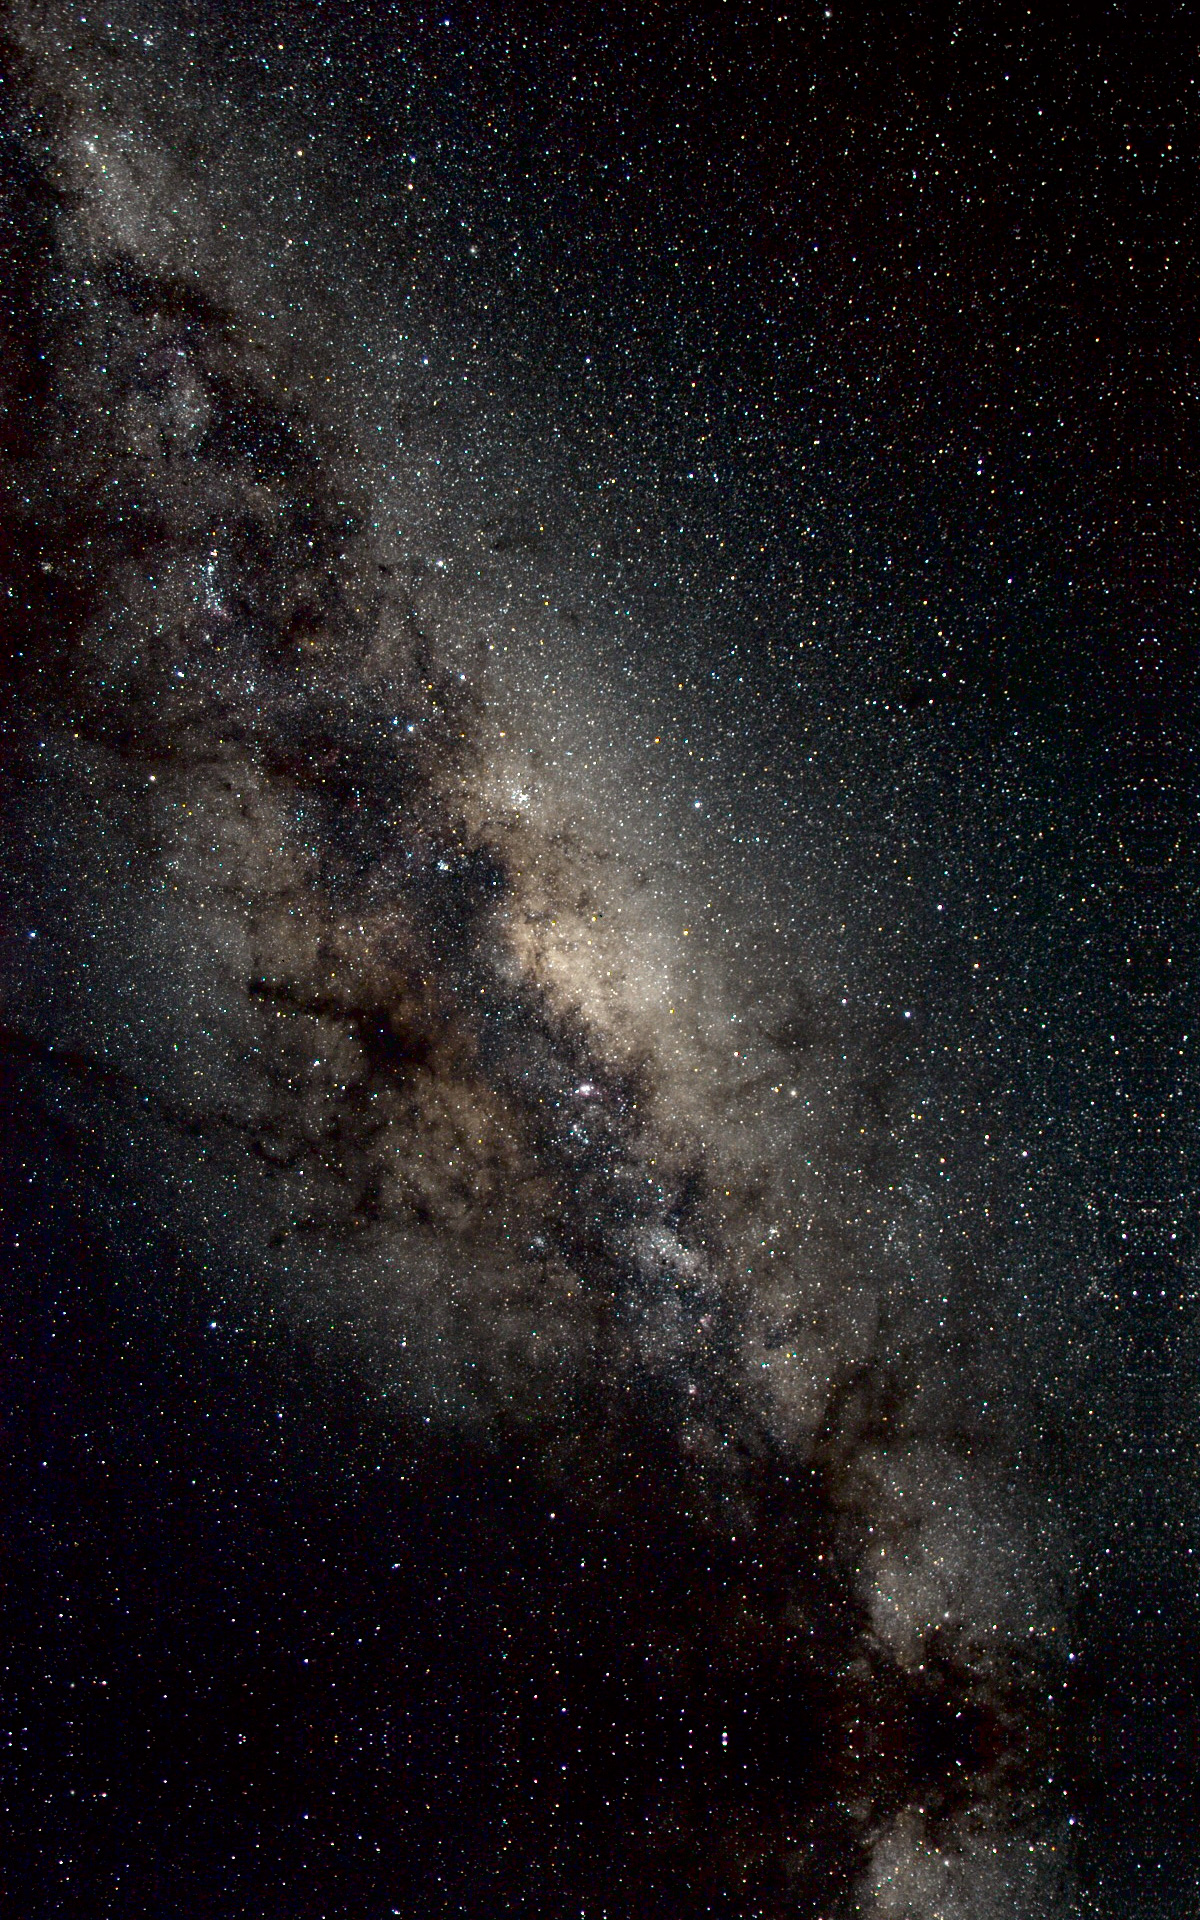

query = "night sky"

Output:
[[1, 3, 1196, 1915]]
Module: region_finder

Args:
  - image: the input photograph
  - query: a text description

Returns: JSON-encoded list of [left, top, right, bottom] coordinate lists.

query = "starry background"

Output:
[[1, 2, 1196, 1915]]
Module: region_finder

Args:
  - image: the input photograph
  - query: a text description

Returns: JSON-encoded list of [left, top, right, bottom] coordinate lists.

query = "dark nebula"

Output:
[[2, 5, 1195, 1916]]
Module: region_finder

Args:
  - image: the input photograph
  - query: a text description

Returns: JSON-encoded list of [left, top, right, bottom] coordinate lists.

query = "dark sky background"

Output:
[[2, 2, 1197, 1916]]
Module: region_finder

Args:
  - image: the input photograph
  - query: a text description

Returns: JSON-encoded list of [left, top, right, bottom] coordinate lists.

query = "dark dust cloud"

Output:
[[2, 4, 1196, 1916]]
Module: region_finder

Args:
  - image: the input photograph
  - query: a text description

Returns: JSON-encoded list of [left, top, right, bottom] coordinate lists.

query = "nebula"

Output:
[[1, 11, 1079, 1915]]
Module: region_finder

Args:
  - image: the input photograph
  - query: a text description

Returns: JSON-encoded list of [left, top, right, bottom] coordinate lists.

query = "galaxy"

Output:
[[2, 3, 1196, 1915]]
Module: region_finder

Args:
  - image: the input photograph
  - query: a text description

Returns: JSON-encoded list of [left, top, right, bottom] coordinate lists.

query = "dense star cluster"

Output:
[[2, 4, 1195, 1917]]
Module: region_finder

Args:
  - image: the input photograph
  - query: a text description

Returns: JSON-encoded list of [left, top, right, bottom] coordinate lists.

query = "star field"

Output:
[[1, 4, 1196, 1916]]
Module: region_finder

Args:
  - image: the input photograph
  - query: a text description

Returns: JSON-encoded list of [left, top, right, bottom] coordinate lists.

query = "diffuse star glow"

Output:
[[5, 5, 1162, 1915]]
